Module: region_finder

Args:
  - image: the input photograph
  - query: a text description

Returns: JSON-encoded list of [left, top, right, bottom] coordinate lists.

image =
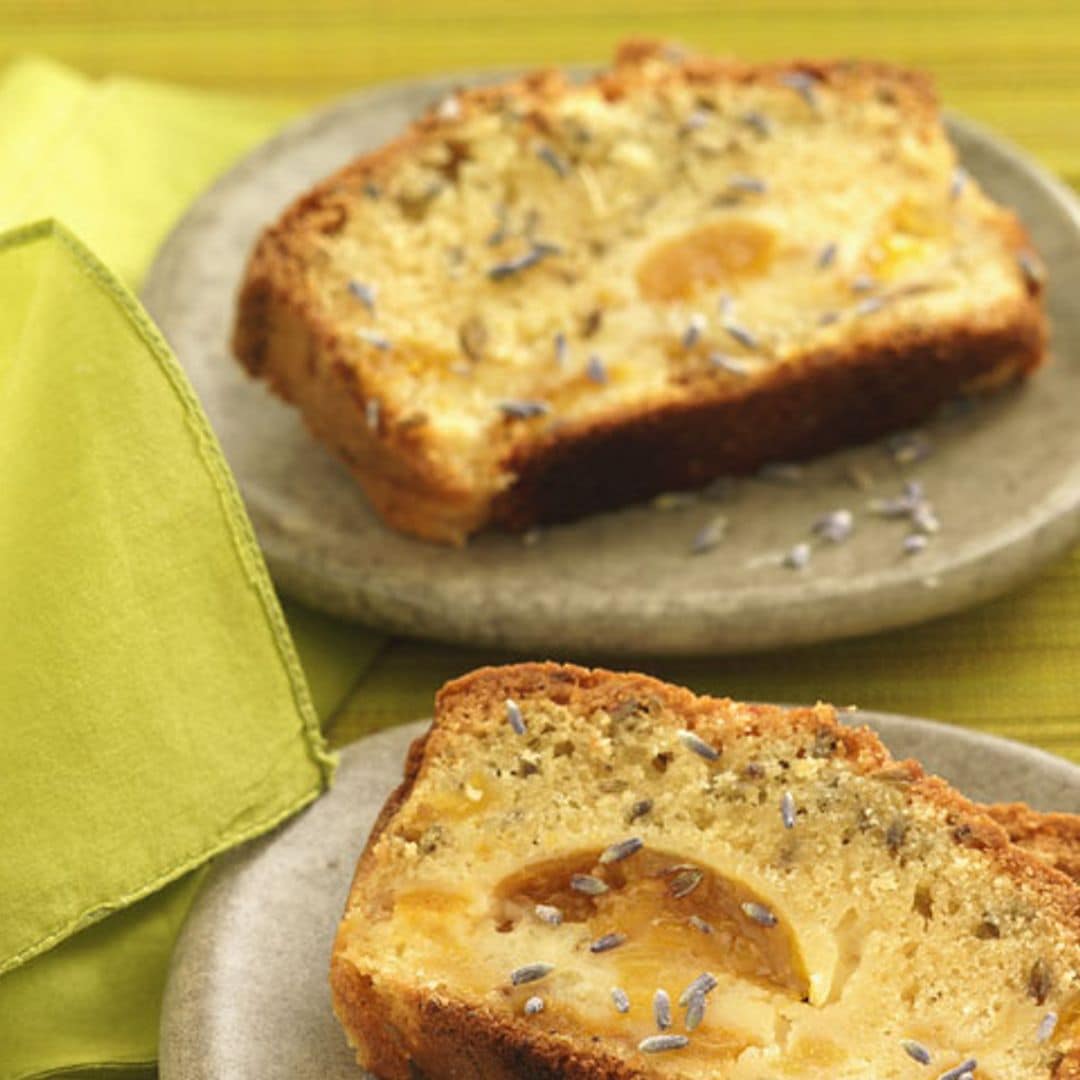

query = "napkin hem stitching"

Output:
[[14, 1059, 155, 1080]]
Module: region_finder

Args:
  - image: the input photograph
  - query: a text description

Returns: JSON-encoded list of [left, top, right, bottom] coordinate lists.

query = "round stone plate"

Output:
[[158, 713, 1080, 1079], [142, 74, 1080, 654]]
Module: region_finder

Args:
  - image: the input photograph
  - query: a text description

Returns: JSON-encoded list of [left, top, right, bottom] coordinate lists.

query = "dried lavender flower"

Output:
[[812, 509, 854, 544], [780, 790, 797, 829], [900, 1039, 932, 1065], [690, 515, 728, 555], [678, 973, 718, 1006], [347, 280, 377, 311], [817, 241, 838, 269], [536, 144, 570, 178], [505, 698, 526, 735], [590, 932, 627, 953], [682, 312, 707, 349], [783, 542, 811, 570], [571, 874, 608, 896], [653, 988, 672, 1030], [639, 1034, 690, 1053], [600, 837, 644, 864], [498, 400, 550, 420], [510, 962, 554, 986], [741, 901, 778, 927], [534, 904, 563, 926], [678, 730, 720, 761]]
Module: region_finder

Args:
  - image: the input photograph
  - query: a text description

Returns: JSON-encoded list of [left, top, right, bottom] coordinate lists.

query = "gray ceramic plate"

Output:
[[142, 74, 1080, 654], [159, 713, 1080, 1080]]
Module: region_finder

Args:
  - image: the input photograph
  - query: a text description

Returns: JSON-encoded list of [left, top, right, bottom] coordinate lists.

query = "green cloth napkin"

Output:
[[0, 59, 383, 1080], [0, 217, 329, 1076]]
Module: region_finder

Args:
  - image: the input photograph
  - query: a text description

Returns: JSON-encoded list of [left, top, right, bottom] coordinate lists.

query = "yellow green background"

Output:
[[3, 0, 1078, 186]]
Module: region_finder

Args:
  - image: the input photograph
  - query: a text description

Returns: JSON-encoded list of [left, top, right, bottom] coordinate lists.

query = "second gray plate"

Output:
[[158, 713, 1080, 1080], [142, 74, 1080, 654]]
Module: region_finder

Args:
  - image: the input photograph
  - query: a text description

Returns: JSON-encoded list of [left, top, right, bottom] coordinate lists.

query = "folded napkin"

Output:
[[0, 60, 382, 1080]]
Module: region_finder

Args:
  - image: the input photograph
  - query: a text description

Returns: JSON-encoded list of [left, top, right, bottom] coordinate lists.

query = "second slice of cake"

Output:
[[331, 664, 1079, 1078]]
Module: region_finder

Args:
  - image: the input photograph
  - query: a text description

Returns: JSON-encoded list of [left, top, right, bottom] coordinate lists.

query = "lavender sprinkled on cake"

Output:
[[488, 243, 560, 281], [724, 321, 760, 351], [678, 973, 718, 1006], [536, 144, 570, 178], [356, 328, 392, 350], [571, 873, 608, 896], [682, 312, 707, 349], [586, 354, 608, 385], [901, 1038, 932, 1065], [678, 730, 720, 761], [1037, 1012, 1058, 1043], [685, 990, 707, 1031], [949, 166, 968, 201], [937, 1059, 977, 1080], [779, 70, 819, 108], [534, 904, 563, 926], [710, 353, 751, 376], [741, 901, 778, 927], [498, 400, 550, 420], [653, 988, 672, 1030], [780, 790, 797, 828], [510, 962, 554, 986], [727, 174, 768, 195], [600, 837, 644, 864], [1018, 250, 1045, 290], [638, 1034, 690, 1053], [590, 932, 627, 954], [817, 241, 838, 269], [740, 110, 772, 137], [347, 280, 377, 312], [669, 867, 704, 898], [553, 330, 568, 366], [680, 109, 710, 134], [690, 515, 728, 555], [505, 698, 526, 735]]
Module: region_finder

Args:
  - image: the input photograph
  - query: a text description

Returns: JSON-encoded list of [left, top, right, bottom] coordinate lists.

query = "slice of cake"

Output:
[[234, 42, 1047, 544], [330, 663, 1079, 1078]]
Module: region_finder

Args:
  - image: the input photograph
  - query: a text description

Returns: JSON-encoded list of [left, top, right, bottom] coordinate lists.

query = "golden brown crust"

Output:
[[987, 802, 1080, 884], [331, 663, 1080, 1077], [491, 310, 1045, 528], [235, 46, 1048, 544]]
